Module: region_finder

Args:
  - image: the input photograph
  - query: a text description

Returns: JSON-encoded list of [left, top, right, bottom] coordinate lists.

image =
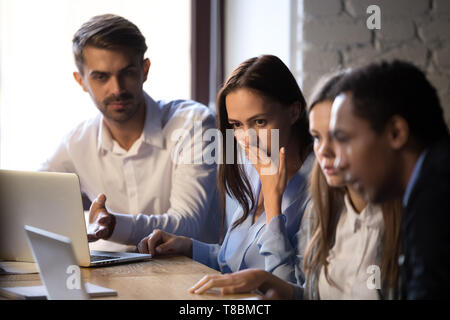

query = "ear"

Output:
[[288, 102, 301, 125], [73, 72, 88, 92], [143, 58, 151, 82], [386, 115, 409, 150]]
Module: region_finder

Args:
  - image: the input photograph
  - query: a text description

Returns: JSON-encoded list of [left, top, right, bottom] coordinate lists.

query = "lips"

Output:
[[323, 166, 337, 176], [108, 101, 131, 110]]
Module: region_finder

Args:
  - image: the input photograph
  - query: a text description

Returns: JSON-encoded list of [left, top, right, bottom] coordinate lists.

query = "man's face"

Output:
[[74, 46, 150, 123], [330, 93, 399, 203]]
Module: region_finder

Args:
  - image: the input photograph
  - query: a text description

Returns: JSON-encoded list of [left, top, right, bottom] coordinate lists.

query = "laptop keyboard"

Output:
[[90, 255, 119, 262]]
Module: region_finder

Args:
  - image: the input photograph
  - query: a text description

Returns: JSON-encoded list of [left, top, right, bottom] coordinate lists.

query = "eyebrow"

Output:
[[88, 64, 137, 77], [88, 70, 107, 77], [228, 113, 269, 123], [329, 128, 345, 138]]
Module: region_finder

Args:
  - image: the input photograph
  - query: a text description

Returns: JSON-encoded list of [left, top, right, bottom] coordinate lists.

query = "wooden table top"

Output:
[[0, 255, 259, 300]]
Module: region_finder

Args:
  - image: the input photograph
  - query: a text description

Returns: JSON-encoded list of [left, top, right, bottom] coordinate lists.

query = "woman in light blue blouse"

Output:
[[137, 55, 314, 285]]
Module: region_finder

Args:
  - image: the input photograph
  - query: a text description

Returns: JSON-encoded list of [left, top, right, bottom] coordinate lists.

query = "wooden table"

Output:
[[0, 255, 258, 300]]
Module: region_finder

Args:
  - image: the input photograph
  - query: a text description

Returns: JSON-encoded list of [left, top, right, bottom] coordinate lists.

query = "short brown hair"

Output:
[[72, 14, 147, 74]]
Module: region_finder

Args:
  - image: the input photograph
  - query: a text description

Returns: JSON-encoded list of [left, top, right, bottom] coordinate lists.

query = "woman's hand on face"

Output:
[[243, 137, 288, 223], [137, 229, 193, 258]]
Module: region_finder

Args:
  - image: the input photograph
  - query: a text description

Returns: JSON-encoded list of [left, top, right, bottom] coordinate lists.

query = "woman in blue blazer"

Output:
[[137, 55, 314, 285]]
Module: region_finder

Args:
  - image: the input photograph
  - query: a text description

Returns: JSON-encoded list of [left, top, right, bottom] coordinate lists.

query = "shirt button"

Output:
[[398, 254, 405, 266], [354, 220, 360, 232]]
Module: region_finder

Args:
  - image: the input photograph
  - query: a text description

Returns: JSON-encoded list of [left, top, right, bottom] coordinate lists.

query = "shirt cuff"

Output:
[[108, 212, 135, 245], [192, 239, 212, 265]]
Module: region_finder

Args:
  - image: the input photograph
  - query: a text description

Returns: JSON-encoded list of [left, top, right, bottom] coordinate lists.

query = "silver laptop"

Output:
[[24, 225, 118, 300], [0, 169, 152, 266], [25, 225, 90, 300]]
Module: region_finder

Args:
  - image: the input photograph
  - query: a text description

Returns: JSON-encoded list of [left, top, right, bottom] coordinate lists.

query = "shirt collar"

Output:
[[344, 194, 383, 232], [97, 92, 165, 153], [97, 114, 113, 153], [402, 149, 428, 207], [281, 151, 315, 213], [224, 152, 315, 267]]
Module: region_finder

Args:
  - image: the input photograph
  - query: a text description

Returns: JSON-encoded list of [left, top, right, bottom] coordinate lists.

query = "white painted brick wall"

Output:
[[296, 0, 450, 127], [345, 0, 429, 18], [435, 47, 450, 69], [304, 0, 342, 16], [434, 0, 450, 14]]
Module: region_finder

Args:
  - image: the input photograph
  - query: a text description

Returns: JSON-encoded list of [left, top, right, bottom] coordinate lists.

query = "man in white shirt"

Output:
[[41, 14, 220, 248]]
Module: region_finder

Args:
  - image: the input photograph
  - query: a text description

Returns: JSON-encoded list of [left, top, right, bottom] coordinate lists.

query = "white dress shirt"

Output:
[[41, 92, 220, 247], [318, 195, 384, 300]]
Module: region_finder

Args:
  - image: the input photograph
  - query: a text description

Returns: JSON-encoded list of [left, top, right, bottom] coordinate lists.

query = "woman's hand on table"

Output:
[[188, 268, 294, 299]]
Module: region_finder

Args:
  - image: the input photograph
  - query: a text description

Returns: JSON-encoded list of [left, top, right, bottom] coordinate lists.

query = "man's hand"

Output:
[[87, 194, 116, 242], [137, 229, 193, 258]]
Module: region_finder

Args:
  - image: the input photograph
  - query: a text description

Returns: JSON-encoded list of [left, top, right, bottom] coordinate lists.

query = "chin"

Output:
[[106, 110, 134, 123], [326, 176, 345, 188]]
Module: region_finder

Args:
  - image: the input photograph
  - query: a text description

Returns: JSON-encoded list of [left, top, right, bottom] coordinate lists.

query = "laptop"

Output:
[[14, 225, 116, 299], [0, 169, 151, 266]]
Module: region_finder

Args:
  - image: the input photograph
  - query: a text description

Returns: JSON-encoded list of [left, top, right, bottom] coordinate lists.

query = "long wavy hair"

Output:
[[216, 55, 313, 240], [303, 73, 403, 295]]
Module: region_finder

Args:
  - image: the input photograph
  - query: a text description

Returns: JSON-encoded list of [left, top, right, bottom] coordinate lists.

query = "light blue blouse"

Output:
[[192, 152, 314, 284]]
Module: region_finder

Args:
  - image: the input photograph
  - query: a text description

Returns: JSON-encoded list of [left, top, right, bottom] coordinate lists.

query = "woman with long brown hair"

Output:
[[137, 55, 314, 284], [188, 72, 403, 299]]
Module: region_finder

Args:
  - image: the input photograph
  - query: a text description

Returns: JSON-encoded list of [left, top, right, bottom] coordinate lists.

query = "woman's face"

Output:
[[309, 100, 346, 187], [225, 88, 295, 159]]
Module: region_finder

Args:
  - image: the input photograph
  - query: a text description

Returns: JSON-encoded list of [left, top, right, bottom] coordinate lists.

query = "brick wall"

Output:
[[295, 0, 450, 126]]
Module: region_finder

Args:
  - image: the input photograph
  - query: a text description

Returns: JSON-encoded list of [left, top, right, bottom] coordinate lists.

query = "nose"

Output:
[[108, 76, 124, 96], [235, 127, 258, 146], [318, 136, 335, 159], [333, 142, 349, 171]]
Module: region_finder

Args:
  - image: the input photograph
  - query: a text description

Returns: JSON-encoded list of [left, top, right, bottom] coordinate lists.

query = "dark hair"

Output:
[[72, 14, 147, 74], [304, 70, 402, 296], [216, 55, 313, 238], [332, 60, 449, 147], [308, 71, 347, 113]]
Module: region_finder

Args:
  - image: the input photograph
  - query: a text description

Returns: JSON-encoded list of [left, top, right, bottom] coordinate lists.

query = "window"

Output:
[[224, 0, 293, 79], [0, 0, 191, 170]]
